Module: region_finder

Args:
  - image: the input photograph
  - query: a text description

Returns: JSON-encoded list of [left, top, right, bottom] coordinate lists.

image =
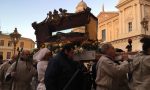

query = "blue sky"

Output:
[[0, 0, 118, 41]]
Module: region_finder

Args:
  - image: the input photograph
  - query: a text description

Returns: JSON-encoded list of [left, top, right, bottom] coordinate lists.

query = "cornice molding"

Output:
[[116, 0, 133, 8]]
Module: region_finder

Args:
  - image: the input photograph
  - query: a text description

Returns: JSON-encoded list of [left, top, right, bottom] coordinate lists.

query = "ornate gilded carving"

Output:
[[59, 8, 67, 17], [45, 8, 91, 26], [47, 11, 53, 22], [46, 8, 68, 25], [52, 9, 61, 25]]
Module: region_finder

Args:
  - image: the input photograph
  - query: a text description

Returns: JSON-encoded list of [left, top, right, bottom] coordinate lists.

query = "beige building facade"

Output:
[[98, 0, 150, 51], [0, 31, 35, 60]]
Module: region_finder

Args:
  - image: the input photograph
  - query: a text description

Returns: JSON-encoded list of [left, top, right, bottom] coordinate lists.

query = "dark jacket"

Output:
[[91, 61, 97, 90], [44, 52, 84, 90]]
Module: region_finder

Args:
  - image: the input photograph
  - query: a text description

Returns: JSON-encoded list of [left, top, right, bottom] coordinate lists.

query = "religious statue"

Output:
[[47, 11, 53, 23], [52, 9, 61, 25], [126, 39, 132, 52], [59, 8, 67, 17]]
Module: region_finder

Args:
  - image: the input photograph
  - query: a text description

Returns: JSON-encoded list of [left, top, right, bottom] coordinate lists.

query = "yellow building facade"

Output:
[[0, 31, 35, 60], [98, 0, 150, 51]]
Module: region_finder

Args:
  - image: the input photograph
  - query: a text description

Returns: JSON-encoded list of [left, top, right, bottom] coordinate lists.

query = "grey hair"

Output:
[[100, 43, 112, 54]]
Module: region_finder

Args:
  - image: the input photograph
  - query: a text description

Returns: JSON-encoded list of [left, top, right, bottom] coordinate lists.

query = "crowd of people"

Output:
[[0, 36, 149, 90]]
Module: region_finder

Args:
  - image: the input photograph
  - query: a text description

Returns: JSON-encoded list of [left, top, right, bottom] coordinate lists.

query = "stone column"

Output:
[[137, 4, 142, 34], [123, 9, 125, 35], [141, 4, 145, 19], [119, 11, 122, 39], [106, 23, 108, 41], [108, 24, 111, 42], [112, 21, 114, 41], [133, 4, 137, 32]]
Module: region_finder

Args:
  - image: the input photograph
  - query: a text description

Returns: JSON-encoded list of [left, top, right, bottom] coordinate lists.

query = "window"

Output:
[[0, 40, 4, 46], [8, 41, 12, 47], [102, 29, 106, 41], [20, 42, 24, 48], [7, 52, 11, 59], [128, 22, 132, 32]]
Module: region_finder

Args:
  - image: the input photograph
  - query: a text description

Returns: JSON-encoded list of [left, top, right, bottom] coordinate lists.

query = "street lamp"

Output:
[[141, 17, 149, 35], [9, 28, 21, 55]]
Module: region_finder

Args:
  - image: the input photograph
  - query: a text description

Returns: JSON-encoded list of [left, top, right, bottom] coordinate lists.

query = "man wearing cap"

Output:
[[5, 50, 37, 90], [0, 54, 17, 90]]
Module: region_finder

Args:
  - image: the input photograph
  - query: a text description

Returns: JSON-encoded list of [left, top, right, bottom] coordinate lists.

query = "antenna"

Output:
[[0, 20, 2, 31], [102, 4, 105, 12]]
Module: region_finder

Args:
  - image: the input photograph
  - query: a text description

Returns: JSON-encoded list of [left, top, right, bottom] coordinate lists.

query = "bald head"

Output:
[[101, 43, 115, 58], [21, 50, 30, 55], [20, 50, 31, 61], [101, 43, 113, 54], [12, 54, 18, 60]]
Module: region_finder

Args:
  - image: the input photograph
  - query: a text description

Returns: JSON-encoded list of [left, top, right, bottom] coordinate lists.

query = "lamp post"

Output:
[[141, 17, 149, 35], [9, 28, 21, 55]]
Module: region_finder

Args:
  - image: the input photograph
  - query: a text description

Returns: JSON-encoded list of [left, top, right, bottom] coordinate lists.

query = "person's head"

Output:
[[11, 54, 18, 63], [115, 48, 124, 53], [61, 43, 75, 60], [140, 36, 150, 54], [42, 51, 53, 60], [101, 43, 115, 58], [20, 50, 31, 61]]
